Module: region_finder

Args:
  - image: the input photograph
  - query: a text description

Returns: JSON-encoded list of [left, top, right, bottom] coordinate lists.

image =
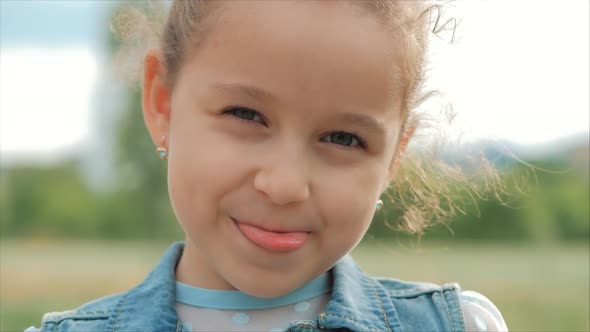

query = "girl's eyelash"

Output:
[[321, 131, 367, 150], [221, 107, 367, 150], [222, 106, 267, 126]]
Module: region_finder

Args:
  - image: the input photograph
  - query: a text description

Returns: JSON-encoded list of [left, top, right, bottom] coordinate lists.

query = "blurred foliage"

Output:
[[369, 157, 589, 244], [0, 1, 172, 241], [0, 159, 179, 240]]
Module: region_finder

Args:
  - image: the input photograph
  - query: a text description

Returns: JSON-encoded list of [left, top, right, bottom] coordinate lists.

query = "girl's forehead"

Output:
[[179, 0, 404, 123]]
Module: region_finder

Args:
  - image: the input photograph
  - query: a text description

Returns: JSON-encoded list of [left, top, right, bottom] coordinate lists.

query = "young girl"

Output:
[[28, 1, 508, 331]]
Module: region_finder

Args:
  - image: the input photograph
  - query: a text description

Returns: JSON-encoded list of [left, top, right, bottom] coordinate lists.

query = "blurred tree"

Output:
[[366, 158, 589, 244], [0, 161, 100, 237]]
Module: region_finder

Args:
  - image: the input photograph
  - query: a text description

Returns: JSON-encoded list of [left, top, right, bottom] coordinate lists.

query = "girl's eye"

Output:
[[322, 131, 366, 150], [222, 107, 266, 125], [222, 108, 365, 149]]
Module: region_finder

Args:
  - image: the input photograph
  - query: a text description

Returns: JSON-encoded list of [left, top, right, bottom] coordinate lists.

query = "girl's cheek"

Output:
[[315, 163, 383, 223]]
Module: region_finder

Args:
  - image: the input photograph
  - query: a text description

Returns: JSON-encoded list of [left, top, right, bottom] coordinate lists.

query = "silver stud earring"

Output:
[[157, 135, 168, 160], [376, 199, 383, 211]]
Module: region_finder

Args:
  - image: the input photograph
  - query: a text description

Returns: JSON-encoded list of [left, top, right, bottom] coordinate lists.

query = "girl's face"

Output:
[[145, 1, 405, 297]]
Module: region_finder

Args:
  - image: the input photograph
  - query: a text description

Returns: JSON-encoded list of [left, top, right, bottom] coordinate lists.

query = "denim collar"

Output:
[[317, 254, 403, 332], [107, 242, 183, 332], [108, 242, 402, 332]]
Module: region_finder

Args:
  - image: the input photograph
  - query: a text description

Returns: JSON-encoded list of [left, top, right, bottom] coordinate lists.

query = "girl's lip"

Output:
[[231, 217, 307, 233], [232, 218, 308, 252]]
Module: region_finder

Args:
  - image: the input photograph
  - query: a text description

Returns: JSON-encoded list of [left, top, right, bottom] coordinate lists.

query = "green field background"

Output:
[[2, 240, 588, 332]]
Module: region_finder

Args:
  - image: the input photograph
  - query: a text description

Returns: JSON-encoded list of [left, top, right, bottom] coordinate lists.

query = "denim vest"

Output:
[[28, 242, 465, 332]]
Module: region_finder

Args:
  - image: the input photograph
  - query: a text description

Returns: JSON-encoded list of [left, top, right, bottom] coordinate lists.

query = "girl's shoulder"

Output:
[[24, 292, 124, 332], [373, 277, 508, 331]]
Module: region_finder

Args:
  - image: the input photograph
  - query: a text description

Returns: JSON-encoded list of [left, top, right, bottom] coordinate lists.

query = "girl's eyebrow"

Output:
[[209, 82, 387, 137], [337, 112, 387, 138], [210, 82, 276, 102]]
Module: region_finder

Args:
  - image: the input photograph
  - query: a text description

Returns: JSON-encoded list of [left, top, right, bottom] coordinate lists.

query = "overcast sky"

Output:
[[1, 0, 588, 162]]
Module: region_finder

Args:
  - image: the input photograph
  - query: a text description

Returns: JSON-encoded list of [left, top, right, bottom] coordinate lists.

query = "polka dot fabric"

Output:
[[460, 291, 508, 332], [176, 296, 330, 331], [176, 290, 507, 331]]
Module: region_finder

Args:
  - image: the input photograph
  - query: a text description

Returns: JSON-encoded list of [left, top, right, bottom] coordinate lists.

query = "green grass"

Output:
[[1, 240, 588, 332]]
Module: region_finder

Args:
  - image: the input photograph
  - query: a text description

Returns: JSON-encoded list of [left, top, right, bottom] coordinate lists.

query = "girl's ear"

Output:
[[383, 125, 416, 192], [142, 48, 172, 148]]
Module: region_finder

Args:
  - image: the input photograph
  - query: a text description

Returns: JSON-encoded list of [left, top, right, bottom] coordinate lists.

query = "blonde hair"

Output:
[[111, 0, 507, 234]]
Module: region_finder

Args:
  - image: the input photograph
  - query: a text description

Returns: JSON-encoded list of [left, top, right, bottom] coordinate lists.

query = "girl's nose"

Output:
[[253, 154, 311, 206]]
